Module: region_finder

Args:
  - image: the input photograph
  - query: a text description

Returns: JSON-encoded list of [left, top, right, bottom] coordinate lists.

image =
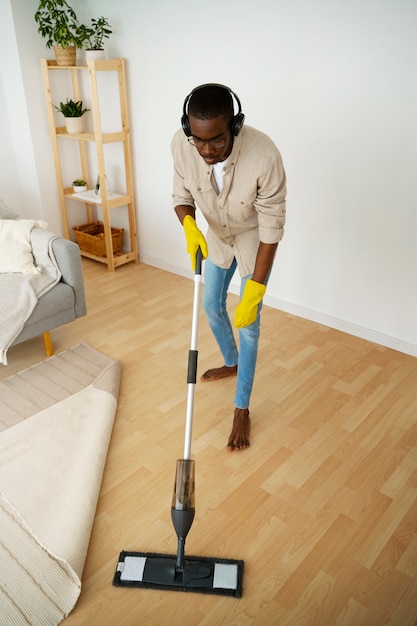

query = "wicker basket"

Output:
[[73, 221, 124, 257], [54, 45, 76, 66]]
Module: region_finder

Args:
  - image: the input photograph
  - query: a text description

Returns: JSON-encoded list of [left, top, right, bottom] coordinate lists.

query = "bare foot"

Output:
[[200, 364, 237, 382], [227, 408, 250, 451]]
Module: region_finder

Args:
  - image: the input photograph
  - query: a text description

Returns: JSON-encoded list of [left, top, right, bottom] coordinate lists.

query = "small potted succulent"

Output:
[[72, 178, 87, 192], [54, 98, 89, 133]]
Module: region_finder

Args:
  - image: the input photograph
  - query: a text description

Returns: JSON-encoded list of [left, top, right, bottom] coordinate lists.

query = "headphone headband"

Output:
[[181, 83, 245, 138]]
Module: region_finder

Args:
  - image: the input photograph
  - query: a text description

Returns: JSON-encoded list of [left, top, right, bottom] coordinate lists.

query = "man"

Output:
[[172, 84, 286, 451]]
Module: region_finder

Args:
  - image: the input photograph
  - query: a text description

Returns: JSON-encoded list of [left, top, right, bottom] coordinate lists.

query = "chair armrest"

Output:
[[51, 237, 87, 318]]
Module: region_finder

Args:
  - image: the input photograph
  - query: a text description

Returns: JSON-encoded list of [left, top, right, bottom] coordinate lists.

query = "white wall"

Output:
[[0, 0, 63, 233], [1, 0, 417, 356], [0, 1, 29, 211]]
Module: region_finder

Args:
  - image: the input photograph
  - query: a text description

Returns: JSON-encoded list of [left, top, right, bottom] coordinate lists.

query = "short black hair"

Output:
[[188, 85, 233, 120]]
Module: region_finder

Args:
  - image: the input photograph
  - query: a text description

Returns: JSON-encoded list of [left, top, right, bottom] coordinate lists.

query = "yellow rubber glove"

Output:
[[234, 279, 266, 328], [183, 215, 208, 270]]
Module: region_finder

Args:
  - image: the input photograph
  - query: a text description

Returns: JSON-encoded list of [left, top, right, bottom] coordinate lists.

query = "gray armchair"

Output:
[[11, 236, 87, 356]]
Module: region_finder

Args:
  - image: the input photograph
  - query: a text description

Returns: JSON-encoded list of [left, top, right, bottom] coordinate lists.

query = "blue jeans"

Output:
[[202, 258, 264, 409]]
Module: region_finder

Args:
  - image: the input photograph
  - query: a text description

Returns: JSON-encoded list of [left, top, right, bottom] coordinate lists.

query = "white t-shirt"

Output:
[[212, 158, 228, 193]]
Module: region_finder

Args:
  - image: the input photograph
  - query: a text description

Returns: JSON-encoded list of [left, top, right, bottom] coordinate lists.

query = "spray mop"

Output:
[[113, 249, 244, 597]]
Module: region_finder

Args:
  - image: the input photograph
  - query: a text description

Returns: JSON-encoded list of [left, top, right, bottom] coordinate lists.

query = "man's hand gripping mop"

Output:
[[113, 248, 244, 597]]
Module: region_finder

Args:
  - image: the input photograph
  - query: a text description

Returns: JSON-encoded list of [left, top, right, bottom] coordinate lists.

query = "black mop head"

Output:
[[113, 551, 244, 598]]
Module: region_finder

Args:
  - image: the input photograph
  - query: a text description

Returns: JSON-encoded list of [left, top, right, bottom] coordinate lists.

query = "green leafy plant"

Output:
[[54, 98, 89, 117], [85, 17, 113, 50], [72, 178, 87, 186], [34, 0, 87, 49]]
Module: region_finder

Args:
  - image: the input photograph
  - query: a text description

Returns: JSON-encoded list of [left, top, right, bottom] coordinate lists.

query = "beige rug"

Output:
[[0, 342, 121, 625]]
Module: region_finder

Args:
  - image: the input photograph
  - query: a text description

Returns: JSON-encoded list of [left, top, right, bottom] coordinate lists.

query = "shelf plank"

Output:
[[45, 59, 123, 71], [56, 128, 125, 142], [79, 248, 136, 266], [71, 189, 126, 206]]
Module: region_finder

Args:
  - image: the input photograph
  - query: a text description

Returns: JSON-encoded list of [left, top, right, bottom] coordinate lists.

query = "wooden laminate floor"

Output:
[[3, 258, 417, 625]]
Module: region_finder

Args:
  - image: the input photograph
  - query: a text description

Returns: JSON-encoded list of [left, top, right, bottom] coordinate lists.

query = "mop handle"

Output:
[[183, 248, 203, 459]]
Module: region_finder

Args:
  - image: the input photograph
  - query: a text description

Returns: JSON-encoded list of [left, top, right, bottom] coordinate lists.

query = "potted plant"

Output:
[[34, 0, 88, 66], [72, 178, 87, 192], [84, 17, 113, 60], [54, 98, 90, 134]]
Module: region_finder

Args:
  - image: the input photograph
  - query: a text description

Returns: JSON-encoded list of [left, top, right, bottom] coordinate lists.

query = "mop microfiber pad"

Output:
[[113, 551, 244, 598]]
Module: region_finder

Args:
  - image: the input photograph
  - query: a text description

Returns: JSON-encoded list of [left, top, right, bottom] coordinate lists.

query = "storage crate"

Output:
[[73, 221, 124, 257]]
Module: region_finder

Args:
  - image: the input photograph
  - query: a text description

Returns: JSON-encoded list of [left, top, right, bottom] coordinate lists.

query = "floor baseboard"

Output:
[[139, 253, 417, 358]]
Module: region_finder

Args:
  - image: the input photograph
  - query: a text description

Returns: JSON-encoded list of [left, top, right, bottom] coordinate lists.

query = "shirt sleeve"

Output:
[[255, 154, 287, 244], [171, 133, 196, 211]]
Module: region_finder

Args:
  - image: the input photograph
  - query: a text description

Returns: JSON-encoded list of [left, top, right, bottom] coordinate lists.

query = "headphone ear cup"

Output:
[[181, 114, 191, 137], [231, 112, 245, 136]]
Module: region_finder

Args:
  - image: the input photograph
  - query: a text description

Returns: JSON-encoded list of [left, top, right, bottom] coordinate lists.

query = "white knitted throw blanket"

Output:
[[0, 227, 61, 365]]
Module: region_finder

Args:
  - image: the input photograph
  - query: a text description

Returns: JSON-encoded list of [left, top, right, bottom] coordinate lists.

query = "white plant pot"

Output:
[[85, 49, 106, 61], [65, 117, 83, 134], [73, 185, 87, 193]]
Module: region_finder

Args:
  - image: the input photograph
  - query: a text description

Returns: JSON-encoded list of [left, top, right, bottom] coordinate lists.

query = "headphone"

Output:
[[181, 83, 245, 138]]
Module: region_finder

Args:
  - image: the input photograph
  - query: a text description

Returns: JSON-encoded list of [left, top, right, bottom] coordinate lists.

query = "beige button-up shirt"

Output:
[[171, 125, 287, 276]]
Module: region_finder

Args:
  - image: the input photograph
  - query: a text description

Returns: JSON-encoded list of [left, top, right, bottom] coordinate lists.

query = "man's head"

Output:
[[188, 84, 234, 122], [181, 84, 245, 164]]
